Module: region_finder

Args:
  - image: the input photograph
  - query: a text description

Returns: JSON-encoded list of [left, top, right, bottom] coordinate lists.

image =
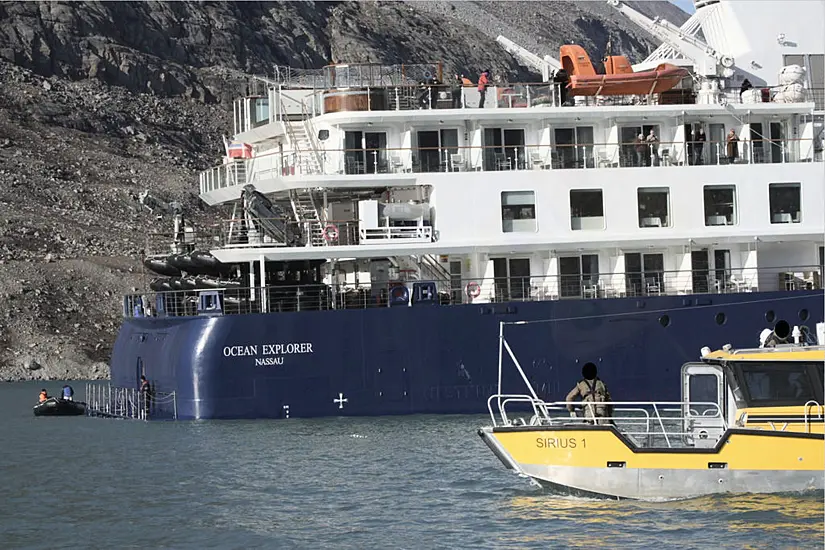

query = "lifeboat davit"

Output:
[[560, 45, 689, 97]]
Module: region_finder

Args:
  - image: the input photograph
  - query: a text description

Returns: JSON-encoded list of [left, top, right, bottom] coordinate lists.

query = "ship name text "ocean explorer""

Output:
[[222, 343, 314, 366]]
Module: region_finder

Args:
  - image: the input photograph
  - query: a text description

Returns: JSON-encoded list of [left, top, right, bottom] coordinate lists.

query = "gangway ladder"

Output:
[[84, 383, 178, 420]]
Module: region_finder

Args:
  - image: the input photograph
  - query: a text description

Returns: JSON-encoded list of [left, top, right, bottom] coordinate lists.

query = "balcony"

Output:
[[198, 137, 821, 195]]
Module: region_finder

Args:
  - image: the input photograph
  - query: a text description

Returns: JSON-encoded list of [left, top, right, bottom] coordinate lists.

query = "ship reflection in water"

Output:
[[500, 492, 824, 547]]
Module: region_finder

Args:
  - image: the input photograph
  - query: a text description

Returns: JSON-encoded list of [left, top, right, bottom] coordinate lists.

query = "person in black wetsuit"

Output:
[[139, 375, 151, 417]]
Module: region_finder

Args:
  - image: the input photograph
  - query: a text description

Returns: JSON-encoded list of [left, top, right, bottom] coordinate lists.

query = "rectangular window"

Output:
[[559, 254, 600, 298], [620, 124, 661, 167], [703, 185, 737, 226], [492, 257, 531, 301], [484, 128, 525, 170], [553, 126, 595, 169], [570, 189, 604, 230], [769, 182, 801, 223], [252, 98, 269, 127], [345, 131, 388, 174], [501, 191, 536, 233], [625, 252, 664, 296], [637, 187, 670, 227], [737, 362, 820, 406], [416, 129, 459, 172]]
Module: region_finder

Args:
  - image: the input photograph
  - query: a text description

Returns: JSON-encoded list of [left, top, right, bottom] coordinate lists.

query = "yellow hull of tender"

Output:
[[492, 428, 823, 470], [482, 426, 824, 499]]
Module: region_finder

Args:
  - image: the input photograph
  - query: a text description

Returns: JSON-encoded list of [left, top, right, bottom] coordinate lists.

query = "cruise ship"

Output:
[[111, 0, 825, 419]]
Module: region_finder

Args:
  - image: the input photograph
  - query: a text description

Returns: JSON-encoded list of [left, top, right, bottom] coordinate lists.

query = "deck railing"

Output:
[[199, 137, 822, 194], [127, 264, 822, 318], [486, 394, 727, 450]]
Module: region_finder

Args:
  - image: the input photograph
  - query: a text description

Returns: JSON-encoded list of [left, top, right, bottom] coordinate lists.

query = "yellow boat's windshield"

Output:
[[730, 360, 823, 408]]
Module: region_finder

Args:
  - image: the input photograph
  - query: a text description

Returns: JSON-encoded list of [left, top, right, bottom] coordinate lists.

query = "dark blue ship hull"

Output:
[[110, 290, 823, 419]]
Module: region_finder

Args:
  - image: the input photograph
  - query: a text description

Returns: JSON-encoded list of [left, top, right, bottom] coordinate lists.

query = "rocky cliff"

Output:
[[0, 1, 686, 382]]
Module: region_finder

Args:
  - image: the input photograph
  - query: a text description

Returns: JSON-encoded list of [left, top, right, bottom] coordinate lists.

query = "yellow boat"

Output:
[[478, 320, 825, 500]]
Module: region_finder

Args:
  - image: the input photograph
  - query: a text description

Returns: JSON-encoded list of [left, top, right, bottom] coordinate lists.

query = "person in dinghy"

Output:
[[565, 362, 613, 424]]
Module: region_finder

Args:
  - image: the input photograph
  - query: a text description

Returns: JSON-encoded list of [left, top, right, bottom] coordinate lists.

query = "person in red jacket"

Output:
[[477, 69, 490, 108]]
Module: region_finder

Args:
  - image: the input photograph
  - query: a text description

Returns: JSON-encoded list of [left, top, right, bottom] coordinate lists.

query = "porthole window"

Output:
[[765, 310, 776, 323], [659, 315, 671, 328], [715, 312, 727, 325], [799, 308, 810, 321]]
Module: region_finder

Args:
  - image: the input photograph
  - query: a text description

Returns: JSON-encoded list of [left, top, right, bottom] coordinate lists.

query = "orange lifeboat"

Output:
[[560, 45, 689, 96]]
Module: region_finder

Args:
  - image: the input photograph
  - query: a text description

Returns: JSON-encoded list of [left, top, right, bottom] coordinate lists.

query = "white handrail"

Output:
[[487, 393, 726, 448]]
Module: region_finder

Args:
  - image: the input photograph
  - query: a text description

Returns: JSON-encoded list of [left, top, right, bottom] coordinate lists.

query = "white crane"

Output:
[[495, 36, 561, 82], [607, 0, 735, 77]]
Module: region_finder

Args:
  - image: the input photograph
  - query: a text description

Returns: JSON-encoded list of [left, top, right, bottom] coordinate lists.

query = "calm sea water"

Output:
[[1, 381, 822, 549]]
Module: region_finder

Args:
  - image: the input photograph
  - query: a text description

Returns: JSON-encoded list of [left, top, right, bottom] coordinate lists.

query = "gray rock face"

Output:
[[0, 1, 685, 381], [0, 1, 686, 102]]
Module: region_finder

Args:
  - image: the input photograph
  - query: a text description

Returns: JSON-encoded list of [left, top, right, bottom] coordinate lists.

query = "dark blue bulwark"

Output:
[[110, 289, 825, 420]]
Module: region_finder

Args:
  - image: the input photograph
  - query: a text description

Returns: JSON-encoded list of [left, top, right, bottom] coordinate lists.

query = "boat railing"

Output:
[[487, 394, 727, 449], [804, 400, 824, 433], [198, 136, 821, 194], [85, 383, 177, 420], [127, 263, 824, 318]]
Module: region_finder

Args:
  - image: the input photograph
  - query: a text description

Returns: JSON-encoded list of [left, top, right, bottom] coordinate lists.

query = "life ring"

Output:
[[323, 224, 339, 242], [390, 285, 408, 301], [466, 281, 481, 298]]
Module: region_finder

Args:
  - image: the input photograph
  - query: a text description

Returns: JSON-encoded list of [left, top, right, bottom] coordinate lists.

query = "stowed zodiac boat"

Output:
[[108, 0, 824, 419], [478, 319, 825, 499]]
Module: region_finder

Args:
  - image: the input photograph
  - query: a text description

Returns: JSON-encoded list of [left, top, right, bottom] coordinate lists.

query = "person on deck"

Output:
[[39, 389, 49, 403], [566, 362, 612, 424], [139, 375, 151, 417], [451, 74, 463, 108], [726, 128, 740, 162], [62, 384, 74, 401], [477, 69, 490, 108]]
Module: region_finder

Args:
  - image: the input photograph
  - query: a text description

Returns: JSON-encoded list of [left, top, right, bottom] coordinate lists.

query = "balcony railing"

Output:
[[127, 265, 823, 318], [199, 137, 821, 194], [273, 82, 823, 114]]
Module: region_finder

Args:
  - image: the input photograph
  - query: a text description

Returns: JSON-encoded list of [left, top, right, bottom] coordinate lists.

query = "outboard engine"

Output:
[[762, 319, 791, 347]]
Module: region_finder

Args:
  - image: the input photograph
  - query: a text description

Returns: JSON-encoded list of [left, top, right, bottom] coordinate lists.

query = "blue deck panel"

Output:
[[110, 290, 824, 419]]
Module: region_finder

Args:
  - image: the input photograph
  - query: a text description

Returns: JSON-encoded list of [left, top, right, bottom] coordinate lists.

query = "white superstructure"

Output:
[[189, 0, 824, 308]]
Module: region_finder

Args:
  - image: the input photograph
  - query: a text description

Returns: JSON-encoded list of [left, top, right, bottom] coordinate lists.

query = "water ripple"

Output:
[[0, 382, 822, 549]]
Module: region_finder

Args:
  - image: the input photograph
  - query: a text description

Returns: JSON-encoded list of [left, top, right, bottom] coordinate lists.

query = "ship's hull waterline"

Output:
[[110, 289, 823, 419]]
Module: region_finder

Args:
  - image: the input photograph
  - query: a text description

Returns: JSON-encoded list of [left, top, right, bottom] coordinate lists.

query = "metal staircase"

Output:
[[390, 254, 452, 288], [289, 188, 325, 247], [279, 94, 325, 175], [415, 254, 452, 288]]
